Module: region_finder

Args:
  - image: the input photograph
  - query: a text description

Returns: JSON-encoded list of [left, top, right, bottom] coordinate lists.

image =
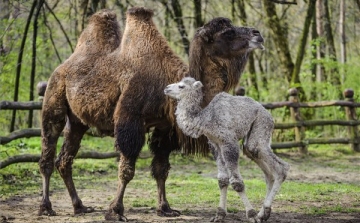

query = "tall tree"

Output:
[[10, 0, 37, 132], [339, 0, 346, 83], [235, 0, 259, 97], [291, 0, 316, 85], [316, 0, 326, 84], [28, 0, 45, 128], [193, 0, 203, 28], [261, 0, 294, 83]]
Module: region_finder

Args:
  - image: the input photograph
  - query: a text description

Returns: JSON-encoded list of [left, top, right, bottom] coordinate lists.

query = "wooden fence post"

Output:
[[343, 89, 360, 152], [288, 88, 307, 154]]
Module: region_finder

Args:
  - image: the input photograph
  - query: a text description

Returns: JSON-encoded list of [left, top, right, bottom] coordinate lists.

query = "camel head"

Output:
[[189, 18, 264, 104], [196, 17, 264, 58], [164, 77, 203, 100]]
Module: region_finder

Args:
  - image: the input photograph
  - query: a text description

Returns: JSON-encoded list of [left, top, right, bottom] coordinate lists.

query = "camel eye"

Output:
[[179, 85, 185, 89], [223, 30, 235, 38]]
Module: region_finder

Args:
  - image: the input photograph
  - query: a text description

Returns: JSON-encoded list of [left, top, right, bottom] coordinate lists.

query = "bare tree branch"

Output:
[[11, 0, 37, 132], [44, 1, 74, 52], [269, 0, 297, 4], [42, 7, 61, 63]]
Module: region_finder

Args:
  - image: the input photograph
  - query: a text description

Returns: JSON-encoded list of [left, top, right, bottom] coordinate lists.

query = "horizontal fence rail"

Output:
[[1, 86, 359, 154]]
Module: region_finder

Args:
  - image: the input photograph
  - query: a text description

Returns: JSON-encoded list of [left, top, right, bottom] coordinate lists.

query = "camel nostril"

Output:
[[252, 30, 261, 36]]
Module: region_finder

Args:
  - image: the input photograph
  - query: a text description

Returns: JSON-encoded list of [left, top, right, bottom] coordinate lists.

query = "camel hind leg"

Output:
[[54, 113, 91, 215], [243, 117, 290, 222]]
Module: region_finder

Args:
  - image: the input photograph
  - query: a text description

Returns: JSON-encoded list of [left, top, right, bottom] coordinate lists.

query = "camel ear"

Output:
[[193, 81, 203, 89], [198, 28, 210, 42]]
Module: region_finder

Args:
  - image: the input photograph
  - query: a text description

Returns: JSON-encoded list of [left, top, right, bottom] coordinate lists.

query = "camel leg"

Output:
[[209, 142, 229, 222], [105, 118, 145, 221], [221, 141, 258, 222], [252, 149, 289, 221], [38, 76, 67, 216], [150, 127, 180, 217], [54, 114, 91, 215], [244, 122, 290, 222]]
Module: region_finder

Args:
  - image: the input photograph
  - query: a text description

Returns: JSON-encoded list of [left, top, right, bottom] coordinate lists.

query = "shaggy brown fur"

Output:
[[38, 7, 264, 221]]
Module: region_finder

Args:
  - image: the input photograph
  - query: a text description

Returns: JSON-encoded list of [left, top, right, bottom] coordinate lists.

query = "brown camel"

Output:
[[38, 7, 264, 221]]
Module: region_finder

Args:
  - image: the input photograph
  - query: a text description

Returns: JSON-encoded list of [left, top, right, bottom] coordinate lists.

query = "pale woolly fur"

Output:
[[165, 77, 290, 223]]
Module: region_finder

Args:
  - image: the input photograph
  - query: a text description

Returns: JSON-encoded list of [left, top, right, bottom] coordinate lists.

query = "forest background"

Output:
[[0, 0, 359, 139]]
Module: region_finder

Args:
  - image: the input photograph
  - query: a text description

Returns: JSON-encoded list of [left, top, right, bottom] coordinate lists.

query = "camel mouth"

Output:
[[249, 41, 265, 51]]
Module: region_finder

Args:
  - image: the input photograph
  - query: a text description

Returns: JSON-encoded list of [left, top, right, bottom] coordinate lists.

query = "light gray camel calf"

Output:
[[164, 77, 290, 222]]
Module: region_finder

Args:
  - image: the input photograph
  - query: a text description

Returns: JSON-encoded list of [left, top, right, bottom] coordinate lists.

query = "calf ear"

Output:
[[193, 81, 203, 89]]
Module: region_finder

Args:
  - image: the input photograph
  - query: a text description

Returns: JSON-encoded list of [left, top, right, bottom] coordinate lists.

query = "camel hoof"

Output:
[[38, 204, 56, 216], [74, 205, 95, 215], [260, 207, 271, 221], [210, 207, 226, 222], [157, 208, 181, 217], [105, 209, 128, 221]]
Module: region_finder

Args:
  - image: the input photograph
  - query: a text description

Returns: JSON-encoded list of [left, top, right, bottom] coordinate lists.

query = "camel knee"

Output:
[[54, 155, 74, 177], [218, 177, 229, 189], [39, 158, 55, 176], [231, 180, 245, 193]]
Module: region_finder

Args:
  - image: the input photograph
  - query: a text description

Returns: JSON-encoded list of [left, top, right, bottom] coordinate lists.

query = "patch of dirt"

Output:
[[1, 152, 360, 223], [1, 189, 359, 223]]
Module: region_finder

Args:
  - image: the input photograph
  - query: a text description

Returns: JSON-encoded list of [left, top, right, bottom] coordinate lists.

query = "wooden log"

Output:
[[0, 151, 121, 169], [274, 120, 360, 129], [0, 101, 42, 110], [0, 129, 41, 145]]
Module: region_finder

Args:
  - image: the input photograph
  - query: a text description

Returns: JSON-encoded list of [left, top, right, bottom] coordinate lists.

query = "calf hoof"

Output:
[[210, 207, 226, 222], [260, 207, 271, 221]]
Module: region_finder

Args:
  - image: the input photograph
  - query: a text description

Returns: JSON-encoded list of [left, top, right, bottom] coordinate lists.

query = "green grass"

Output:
[[1, 136, 360, 216]]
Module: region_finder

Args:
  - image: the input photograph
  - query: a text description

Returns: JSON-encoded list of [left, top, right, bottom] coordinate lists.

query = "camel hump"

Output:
[[127, 7, 154, 21], [89, 9, 117, 23]]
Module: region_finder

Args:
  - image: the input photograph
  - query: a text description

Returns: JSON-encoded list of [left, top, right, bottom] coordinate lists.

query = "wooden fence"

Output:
[[1, 88, 359, 155]]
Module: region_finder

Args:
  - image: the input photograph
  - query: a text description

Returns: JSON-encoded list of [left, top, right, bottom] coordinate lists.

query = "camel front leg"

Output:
[[105, 154, 137, 221], [222, 142, 258, 222], [105, 117, 145, 221], [150, 127, 180, 217], [38, 76, 67, 216], [209, 142, 229, 222]]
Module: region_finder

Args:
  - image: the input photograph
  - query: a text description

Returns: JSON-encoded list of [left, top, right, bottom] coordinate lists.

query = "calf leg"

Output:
[[209, 142, 229, 222], [221, 141, 258, 222], [150, 127, 180, 217], [54, 114, 90, 215], [244, 121, 290, 222]]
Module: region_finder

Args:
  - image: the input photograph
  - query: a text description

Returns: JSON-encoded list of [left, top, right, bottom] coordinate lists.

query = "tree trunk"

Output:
[[28, 0, 45, 128], [236, 0, 258, 97], [291, 0, 315, 86], [193, 0, 203, 28], [339, 0, 346, 83], [171, 0, 190, 55], [323, 0, 341, 93], [262, 0, 294, 83], [11, 0, 37, 132], [310, 9, 317, 101], [316, 0, 326, 85]]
